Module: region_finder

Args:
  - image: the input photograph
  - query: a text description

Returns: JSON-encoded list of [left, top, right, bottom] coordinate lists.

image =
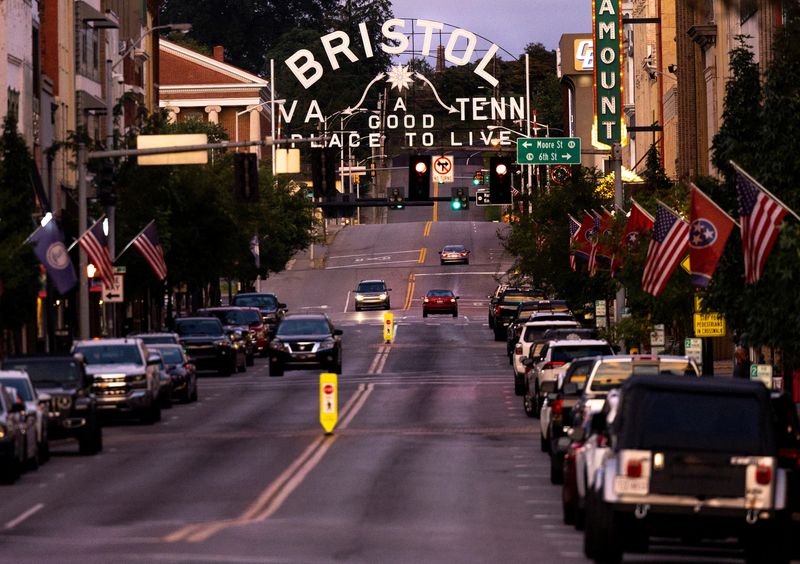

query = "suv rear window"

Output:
[[621, 391, 768, 454], [175, 319, 224, 336], [232, 295, 277, 308], [74, 345, 142, 365], [3, 359, 82, 384], [551, 345, 613, 363], [590, 360, 697, 392]]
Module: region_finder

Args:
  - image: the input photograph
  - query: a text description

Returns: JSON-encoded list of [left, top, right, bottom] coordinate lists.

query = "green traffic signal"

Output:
[[451, 199, 462, 210]]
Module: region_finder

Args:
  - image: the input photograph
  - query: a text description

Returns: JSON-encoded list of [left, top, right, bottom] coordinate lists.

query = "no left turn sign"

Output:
[[432, 155, 454, 183]]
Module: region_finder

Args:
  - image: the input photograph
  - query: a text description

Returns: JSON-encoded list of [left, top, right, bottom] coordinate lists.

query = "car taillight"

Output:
[[755, 464, 772, 485], [515, 344, 522, 355], [184, 363, 192, 369], [495, 306, 502, 316], [626, 459, 643, 478], [542, 361, 566, 371], [552, 399, 563, 416], [778, 447, 800, 469]]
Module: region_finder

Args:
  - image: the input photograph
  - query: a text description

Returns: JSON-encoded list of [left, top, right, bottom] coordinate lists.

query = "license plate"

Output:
[[614, 476, 649, 495]]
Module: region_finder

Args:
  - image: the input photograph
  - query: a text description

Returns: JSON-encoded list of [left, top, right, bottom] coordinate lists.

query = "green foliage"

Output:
[[0, 115, 40, 332]]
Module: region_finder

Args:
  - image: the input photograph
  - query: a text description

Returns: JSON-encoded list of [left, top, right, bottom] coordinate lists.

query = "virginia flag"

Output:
[[689, 184, 736, 288], [29, 219, 78, 294]]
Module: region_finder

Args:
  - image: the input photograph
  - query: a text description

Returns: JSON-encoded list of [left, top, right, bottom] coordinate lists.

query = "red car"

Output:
[[422, 289, 459, 317], [240, 307, 270, 357]]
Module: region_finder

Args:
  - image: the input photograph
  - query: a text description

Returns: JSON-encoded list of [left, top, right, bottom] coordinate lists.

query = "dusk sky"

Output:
[[389, 0, 592, 57]]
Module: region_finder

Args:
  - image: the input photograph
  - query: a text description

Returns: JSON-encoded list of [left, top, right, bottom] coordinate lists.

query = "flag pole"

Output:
[[67, 214, 107, 252], [689, 182, 741, 228], [730, 161, 800, 222], [654, 199, 685, 220], [115, 219, 155, 262]]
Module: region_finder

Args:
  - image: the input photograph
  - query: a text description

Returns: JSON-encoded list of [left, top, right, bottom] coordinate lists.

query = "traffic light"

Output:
[[234, 153, 259, 202], [489, 156, 513, 204], [472, 170, 484, 186], [408, 155, 431, 201], [94, 158, 117, 206], [450, 187, 469, 210], [388, 187, 405, 209], [310, 148, 339, 198]]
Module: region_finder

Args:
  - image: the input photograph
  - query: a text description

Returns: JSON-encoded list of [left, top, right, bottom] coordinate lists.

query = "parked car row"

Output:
[[524, 345, 800, 563]]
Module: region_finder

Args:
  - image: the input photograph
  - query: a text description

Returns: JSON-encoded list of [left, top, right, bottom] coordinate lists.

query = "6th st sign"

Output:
[[517, 137, 581, 165]]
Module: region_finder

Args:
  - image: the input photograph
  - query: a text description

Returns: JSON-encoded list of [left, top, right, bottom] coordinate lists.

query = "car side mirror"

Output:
[[73, 352, 86, 365], [333, 329, 343, 336], [278, 303, 287, 309], [438, 251, 443, 255]]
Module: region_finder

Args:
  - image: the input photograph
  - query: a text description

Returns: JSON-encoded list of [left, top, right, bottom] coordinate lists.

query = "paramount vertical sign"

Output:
[[593, 0, 624, 147]]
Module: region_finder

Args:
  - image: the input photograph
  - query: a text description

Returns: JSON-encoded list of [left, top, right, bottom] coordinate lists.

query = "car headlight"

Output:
[[269, 339, 288, 351], [0, 424, 6, 439], [378, 293, 387, 300], [213, 339, 231, 347], [319, 338, 336, 350], [355, 294, 364, 301]]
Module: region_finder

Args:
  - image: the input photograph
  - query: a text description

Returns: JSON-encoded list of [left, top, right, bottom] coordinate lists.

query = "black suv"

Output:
[[231, 292, 286, 336], [2, 355, 102, 455], [268, 313, 343, 376], [491, 287, 545, 340], [584, 376, 791, 563], [175, 317, 247, 376]]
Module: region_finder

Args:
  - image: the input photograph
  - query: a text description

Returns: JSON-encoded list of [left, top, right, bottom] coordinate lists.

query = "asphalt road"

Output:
[[0, 211, 762, 563]]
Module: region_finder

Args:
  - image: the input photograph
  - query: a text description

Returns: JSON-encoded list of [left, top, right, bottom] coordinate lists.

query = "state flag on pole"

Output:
[[29, 219, 78, 294], [568, 214, 581, 271], [613, 199, 654, 273], [641, 202, 690, 296], [689, 184, 736, 288], [734, 165, 788, 284], [77, 218, 115, 288], [131, 222, 167, 281], [574, 211, 595, 263], [587, 212, 602, 276]]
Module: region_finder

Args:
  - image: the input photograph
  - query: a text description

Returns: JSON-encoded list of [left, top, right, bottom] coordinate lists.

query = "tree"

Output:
[[0, 115, 41, 353]]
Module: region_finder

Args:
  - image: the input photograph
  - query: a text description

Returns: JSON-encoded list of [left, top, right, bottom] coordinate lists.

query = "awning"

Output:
[[77, 90, 107, 113], [77, 1, 118, 29]]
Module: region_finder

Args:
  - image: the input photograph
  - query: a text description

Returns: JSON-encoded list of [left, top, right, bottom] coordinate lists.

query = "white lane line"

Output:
[[5, 503, 44, 529], [328, 250, 420, 259], [325, 259, 420, 270], [343, 290, 351, 313]]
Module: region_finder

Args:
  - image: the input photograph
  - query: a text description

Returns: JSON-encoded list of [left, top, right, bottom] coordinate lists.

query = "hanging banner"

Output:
[[593, 0, 624, 147]]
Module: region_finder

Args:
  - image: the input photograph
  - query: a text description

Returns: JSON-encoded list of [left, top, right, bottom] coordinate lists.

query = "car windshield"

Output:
[[277, 318, 330, 336], [240, 310, 262, 324], [589, 360, 697, 392], [137, 335, 177, 344], [204, 310, 249, 325], [427, 290, 454, 297], [3, 359, 81, 385], [357, 282, 385, 293], [175, 320, 224, 336], [232, 295, 277, 308], [0, 379, 33, 401], [74, 345, 142, 366], [152, 347, 183, 364], [551, 345, 613, 363]]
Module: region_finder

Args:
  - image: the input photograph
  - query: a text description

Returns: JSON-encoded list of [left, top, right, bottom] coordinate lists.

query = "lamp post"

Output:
[[99, 23, 190, 336]]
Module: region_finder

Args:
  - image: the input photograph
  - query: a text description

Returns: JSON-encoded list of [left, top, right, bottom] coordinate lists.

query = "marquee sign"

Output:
[[593, 0, 625, 147], [276, 18, 528, 150]]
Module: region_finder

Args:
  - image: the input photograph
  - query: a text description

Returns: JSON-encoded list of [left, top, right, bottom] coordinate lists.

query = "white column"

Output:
[[204, 105, 222, 124], [248, 105, 261, 155]]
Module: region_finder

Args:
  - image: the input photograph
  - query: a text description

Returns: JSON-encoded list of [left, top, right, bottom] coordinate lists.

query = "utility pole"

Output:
[[78, 140, 89, 340], [612, 142, 625, 333]]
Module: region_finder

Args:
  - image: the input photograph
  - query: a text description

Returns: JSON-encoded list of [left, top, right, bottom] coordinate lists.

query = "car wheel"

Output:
[[523, 393, 536, 418], [586, 489, 623, 564], [452, 310, 458, 318], [493, 327, 506, 341], [488, 315, 495, 328], [161, 393, 173, 409], [38, 439, 50, 465], [440, 260, 445, 265], [540, 432, 549, 453], [355, 305, 361, 312], [26, 445, 39, 471], [246, 352, 255, 367], [79, 423, 102, 455], [142, 402, 161, 425], [550, 454, 564, 485], [190, 383, 199, 402], [237, 356, 247, 373], [270, 363, 284, 377], [464, 259, 469, 265], [423, 311, 428, 318], [385, 301, 391, 310]]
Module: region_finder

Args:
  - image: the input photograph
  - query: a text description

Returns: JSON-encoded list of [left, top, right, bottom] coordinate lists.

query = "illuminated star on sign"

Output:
[[386, 65, 414, 92]]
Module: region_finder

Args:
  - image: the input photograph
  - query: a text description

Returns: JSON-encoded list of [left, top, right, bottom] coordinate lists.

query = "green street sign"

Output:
[[516, 137, 581, 165]]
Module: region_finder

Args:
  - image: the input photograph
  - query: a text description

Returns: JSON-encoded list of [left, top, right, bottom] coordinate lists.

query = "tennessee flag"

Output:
[[573, 211, 596, 264], [612, 199, 654, 273], [689, 184, 736, 288]]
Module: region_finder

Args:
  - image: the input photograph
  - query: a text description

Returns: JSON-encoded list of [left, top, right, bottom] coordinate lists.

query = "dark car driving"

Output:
[[174, 317, 246, 376], [268, 313, 343, 376], [196, 307, 259, 366]]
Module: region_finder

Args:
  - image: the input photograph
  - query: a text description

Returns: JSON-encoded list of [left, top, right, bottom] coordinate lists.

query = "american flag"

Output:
[[587, 212, 601, 276], [77, 219, 115, 287], [568, 214, 581, 271], [131, 222, 167, 281], [641, 202, 690, 296], [511, 185, 521, 197], [735, 168, 787, 284]]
